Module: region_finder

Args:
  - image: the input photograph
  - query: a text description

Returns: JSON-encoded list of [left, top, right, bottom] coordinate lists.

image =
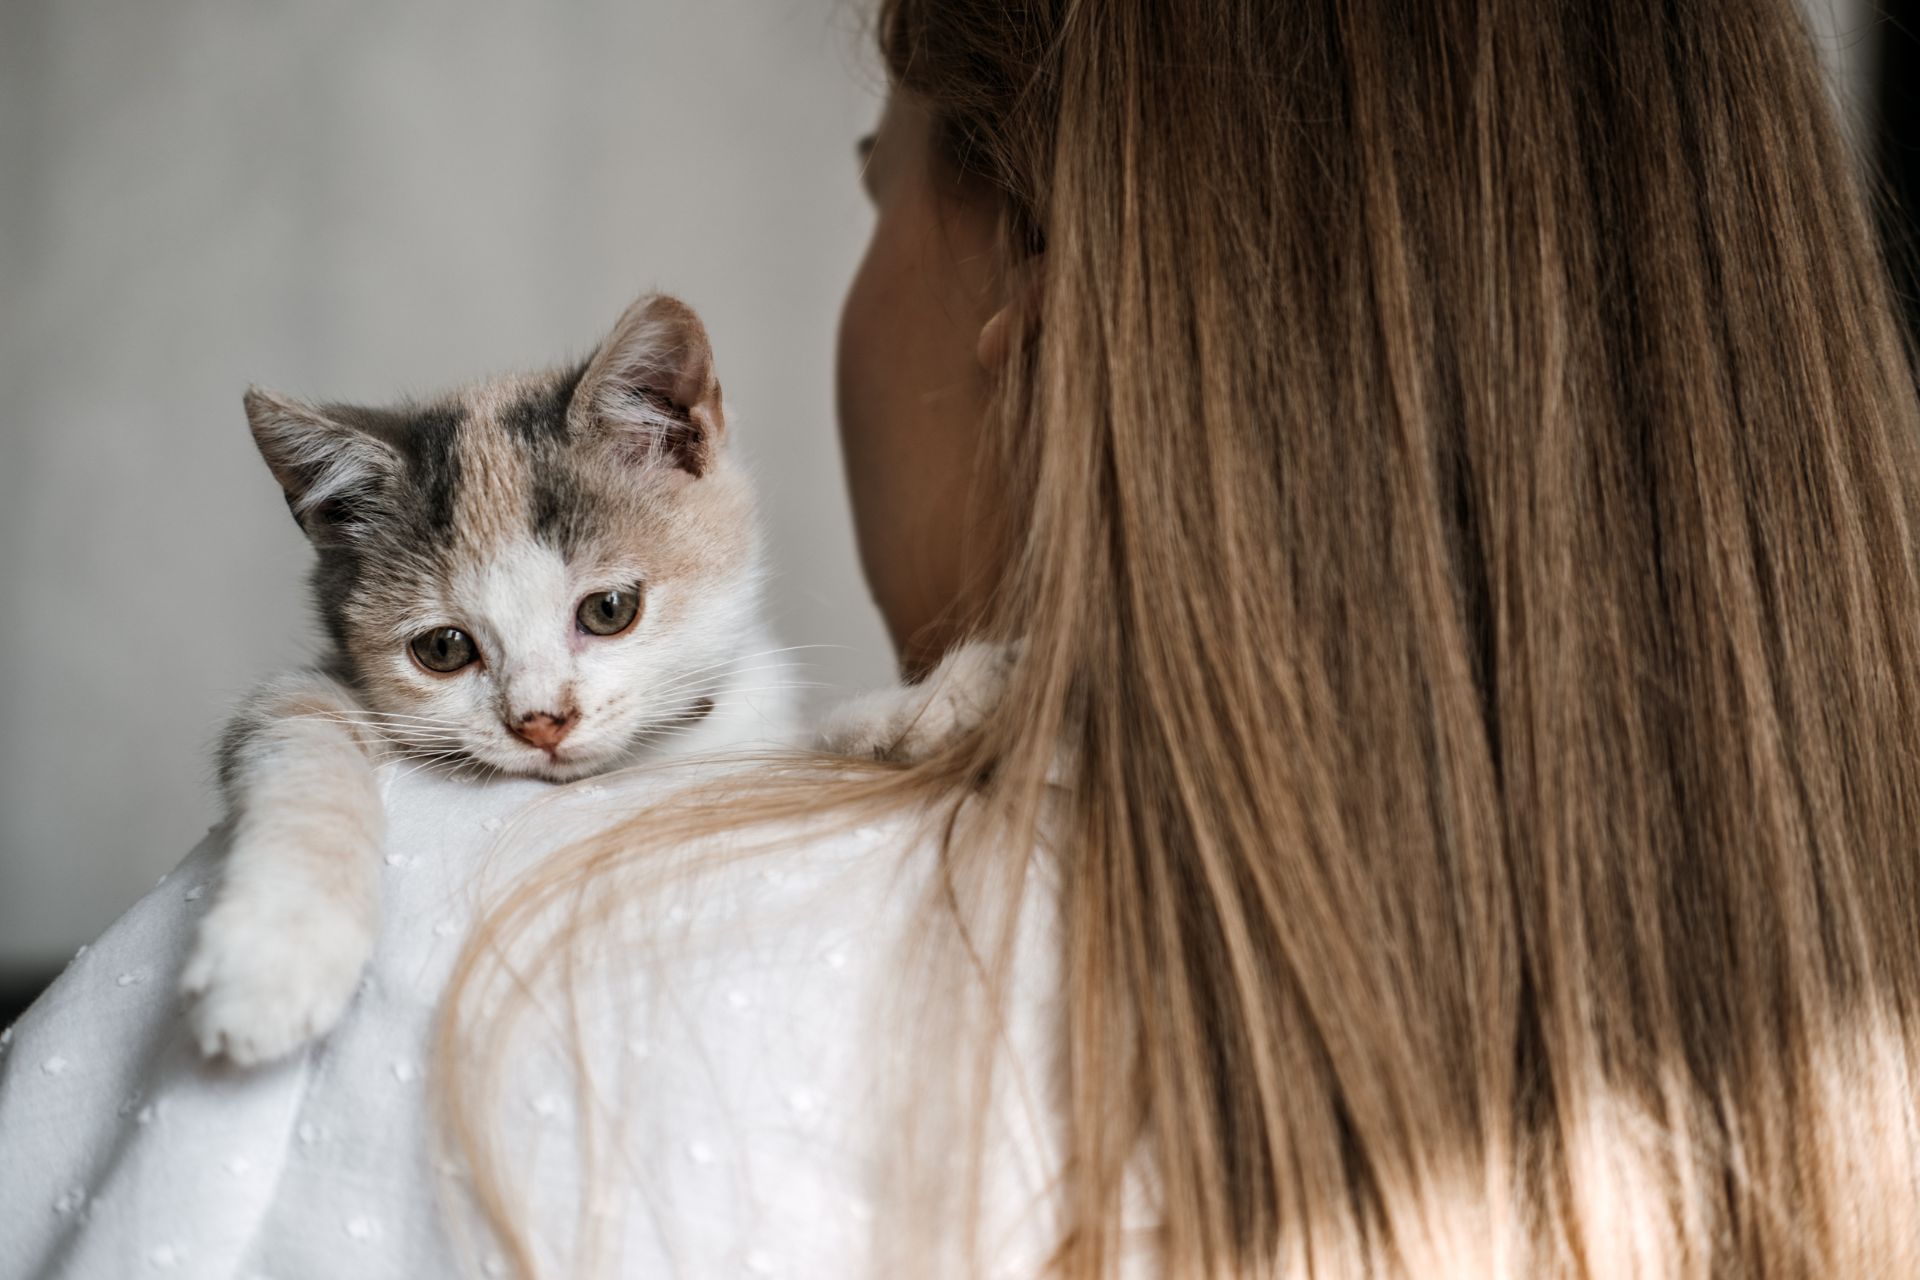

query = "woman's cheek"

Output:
[[836, 232, 912, 608]]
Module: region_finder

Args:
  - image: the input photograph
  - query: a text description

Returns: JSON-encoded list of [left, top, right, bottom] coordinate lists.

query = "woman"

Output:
[[7, 0, 1920, 1276]]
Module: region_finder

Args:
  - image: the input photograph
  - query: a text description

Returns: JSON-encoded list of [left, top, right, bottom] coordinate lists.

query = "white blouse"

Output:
[[0, 759, 1158, 1278]]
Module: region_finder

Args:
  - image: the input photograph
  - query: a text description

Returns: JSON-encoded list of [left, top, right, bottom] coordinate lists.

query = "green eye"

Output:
[[577, 584, 643, 637], [409, 626, 477, 673]]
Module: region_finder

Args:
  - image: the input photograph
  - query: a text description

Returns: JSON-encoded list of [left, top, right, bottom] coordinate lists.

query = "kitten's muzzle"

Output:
[[508, 709, 577, 754]]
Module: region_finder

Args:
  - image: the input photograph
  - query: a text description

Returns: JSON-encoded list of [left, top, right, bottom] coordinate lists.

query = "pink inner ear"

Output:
[[611, 382, 712, 477], [579, 293, 727, 479]]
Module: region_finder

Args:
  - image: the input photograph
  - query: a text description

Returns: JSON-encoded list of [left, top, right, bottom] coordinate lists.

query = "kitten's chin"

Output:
[[533, 754, 616, 783], [505, 745, 621, 783], [463, 731, 638, 783]]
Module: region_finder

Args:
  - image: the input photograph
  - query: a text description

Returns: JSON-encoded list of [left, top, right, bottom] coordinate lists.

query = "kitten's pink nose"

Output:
[[509, 710, 576, 753]]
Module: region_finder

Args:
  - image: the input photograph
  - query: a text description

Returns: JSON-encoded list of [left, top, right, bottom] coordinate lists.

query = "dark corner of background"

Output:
[[2, 970, 63, 1030], [1875, 2, 1920, 349]]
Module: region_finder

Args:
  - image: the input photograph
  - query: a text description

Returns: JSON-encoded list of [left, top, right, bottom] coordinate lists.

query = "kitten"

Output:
[[181, 292, 798, 1065]]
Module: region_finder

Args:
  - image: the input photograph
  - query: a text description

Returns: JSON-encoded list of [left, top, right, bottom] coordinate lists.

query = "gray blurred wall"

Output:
[[0, 0, 1880, 966], [0, 0, 893, 965]]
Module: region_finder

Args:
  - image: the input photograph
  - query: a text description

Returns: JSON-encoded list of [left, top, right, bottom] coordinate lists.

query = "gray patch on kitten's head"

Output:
[[244, 292, 763, 780]]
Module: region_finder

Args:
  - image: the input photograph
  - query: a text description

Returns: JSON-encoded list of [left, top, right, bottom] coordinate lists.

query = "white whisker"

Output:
[[285, 709, 467, 728], [646, 661, 821, 701], [642, 645, 828, 690]]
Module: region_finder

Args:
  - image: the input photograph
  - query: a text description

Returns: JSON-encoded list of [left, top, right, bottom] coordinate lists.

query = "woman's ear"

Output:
[[571, 292, 726, 479], [976, 254, 1047, 373]]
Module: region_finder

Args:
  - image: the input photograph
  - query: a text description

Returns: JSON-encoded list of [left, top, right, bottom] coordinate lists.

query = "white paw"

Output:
[[180, 892, 375, 1066], [820, 639, 1020, 763]]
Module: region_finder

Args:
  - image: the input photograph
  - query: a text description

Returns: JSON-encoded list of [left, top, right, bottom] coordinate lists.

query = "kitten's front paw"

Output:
[[180, 892, 375, 1066], [820, 639, 1020, 763]]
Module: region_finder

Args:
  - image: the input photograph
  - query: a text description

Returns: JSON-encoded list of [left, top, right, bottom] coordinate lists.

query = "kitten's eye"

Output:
[[576, 584, 643, 637], [409, 626, 477, 673]]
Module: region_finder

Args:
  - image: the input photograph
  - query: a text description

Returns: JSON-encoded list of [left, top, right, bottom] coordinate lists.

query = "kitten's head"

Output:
[[247, 292, 763, 781]]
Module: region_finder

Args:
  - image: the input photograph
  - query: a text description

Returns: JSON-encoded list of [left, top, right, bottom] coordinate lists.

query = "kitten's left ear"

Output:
[[571, 293, 726, 479], [244, 386, 402, 542]]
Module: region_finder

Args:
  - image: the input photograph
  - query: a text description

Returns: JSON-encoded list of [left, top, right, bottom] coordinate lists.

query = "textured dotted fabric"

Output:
[[0, 759, 1156, 1278]]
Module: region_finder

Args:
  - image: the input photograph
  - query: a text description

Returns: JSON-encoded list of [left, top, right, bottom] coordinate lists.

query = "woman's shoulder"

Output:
[[438, 761, 1074, 1277], [0, 756, 1069, 1279]]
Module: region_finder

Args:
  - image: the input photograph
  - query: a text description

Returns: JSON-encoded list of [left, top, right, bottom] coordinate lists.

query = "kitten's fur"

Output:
[[183, 293, 799, 1064]]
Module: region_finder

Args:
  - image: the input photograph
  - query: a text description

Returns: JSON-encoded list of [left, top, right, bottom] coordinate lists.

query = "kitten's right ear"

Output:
[[244, 387, 399, 542], [571, 293, 726, 480]]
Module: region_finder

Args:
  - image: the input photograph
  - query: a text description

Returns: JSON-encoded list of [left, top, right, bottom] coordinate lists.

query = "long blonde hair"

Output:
[[439, 0, 1920, 1275]]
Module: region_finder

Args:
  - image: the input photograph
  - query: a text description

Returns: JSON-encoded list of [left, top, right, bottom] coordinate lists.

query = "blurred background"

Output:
[[0, 0, 1895, 1012]]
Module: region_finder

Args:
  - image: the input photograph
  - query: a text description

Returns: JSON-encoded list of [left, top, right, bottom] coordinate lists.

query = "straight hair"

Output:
[[439, 1, 1920, 1274]]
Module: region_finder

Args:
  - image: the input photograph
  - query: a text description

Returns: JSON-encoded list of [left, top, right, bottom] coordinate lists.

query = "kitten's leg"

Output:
[[181, 671, 386, 1065], [819, 639, 1020, 763]]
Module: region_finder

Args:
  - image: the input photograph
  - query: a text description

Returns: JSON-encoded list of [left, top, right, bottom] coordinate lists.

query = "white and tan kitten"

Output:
[[182, 293, 799, 1064]]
